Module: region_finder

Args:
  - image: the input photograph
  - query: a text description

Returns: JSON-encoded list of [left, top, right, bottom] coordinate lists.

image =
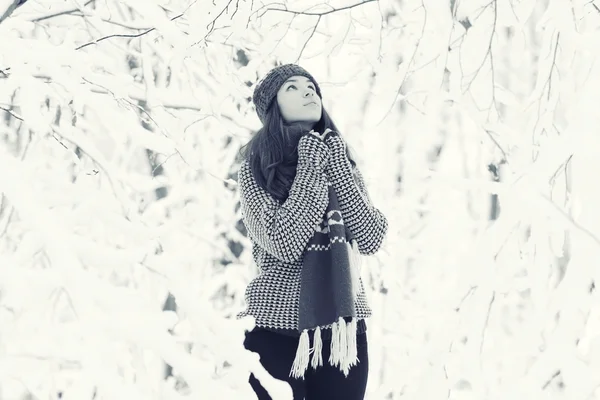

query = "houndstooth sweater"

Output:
[[236, 133, 388, 334]]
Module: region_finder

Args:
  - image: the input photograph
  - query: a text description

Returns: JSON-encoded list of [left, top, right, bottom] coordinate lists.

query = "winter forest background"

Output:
[[1, 0, 600, 399]]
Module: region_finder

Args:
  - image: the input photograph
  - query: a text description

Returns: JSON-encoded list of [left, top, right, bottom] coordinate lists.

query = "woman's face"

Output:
[[276, 75, 322, 128]]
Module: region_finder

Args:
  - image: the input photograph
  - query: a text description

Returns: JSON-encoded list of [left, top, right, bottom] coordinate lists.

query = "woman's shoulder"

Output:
[[237, 158, 251, 178], [237, 159, 261, 192]]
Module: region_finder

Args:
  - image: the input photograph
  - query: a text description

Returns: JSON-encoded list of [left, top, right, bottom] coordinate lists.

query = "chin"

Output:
[[308, 111, 322, 122], [288, 112, 321, 126]]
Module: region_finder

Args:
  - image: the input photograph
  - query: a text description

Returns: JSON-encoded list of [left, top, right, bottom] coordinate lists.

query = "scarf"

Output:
[[290, 181, 363, 379]]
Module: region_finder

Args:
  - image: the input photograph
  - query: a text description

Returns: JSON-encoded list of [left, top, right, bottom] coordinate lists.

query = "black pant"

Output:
[[243, 328, 369, 400]]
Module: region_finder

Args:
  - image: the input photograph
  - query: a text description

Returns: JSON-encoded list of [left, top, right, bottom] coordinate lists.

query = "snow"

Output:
[[1, 0, 600, 399]]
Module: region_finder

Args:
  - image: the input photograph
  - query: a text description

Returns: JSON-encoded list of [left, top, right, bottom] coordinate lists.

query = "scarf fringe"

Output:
[[331, 316, 347, 367], [290, 318, 359, 379], [342, 318, 359, 376], [290, 329, 310, 379], [311, 326, 323, 369]]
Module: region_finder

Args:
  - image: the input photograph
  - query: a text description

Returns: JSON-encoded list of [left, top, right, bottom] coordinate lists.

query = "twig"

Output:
[[455, 285, 478, 312], [546, 32, 561, 102], [540, 193, 600, 248], [0, 107, 23, 121], [295, 16, 321, 62], [484, 128, 509, 162], [151, 152, 178, 176], [548, 154, 572, 186], [376, 0, 427, 126], [75, 13, 184, 50], [95, 18, 152, 31], [30, 0, 94, 22], [523, 30, 560, 129], [462, 0, 497, 93], [41, 11, 154, 31], [257, 0, 377, 18], [52, 134, 68, 150], [206, 0, 236, 35], [541, 370, 561, 390], [479, 291, 495, 369], [81, 76, 202, 110]]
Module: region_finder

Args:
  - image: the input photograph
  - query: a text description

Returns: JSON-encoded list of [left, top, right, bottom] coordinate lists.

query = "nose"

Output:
[[303, 90, 313, 97]]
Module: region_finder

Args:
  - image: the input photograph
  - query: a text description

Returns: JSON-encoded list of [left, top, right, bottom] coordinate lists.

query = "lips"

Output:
[[304, 101, 318, 106]]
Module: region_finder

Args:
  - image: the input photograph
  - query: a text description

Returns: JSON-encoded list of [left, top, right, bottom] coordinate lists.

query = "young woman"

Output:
[[236, 64, 388, 400]]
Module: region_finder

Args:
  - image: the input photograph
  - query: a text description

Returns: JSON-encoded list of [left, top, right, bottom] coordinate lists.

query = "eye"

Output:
[[287, 84, 297, 90], [309, 85, 315, 90]]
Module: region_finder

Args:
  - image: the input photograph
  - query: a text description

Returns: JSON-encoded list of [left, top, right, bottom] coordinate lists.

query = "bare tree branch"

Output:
[[546, 32, 561, 102], [541, 370, 561, 390], [462, 0, 497, 93], [0, 0, 28, 25], [525, 31, 560, 152], [454, 286, 478, 312], [30, 0, 94, 22], [91, 17, 152, 31], [0, 106, 23, 121], [0, 76, 201, 111], [479, 291, 495, 369], [540, 193, 600, 248], [256, 0, 377, 19], [75, 13, 185, 50], [376, 0, 427, 126], [484, 128, 509, 162], [295, 16, 321, 62], [206, 0, 238, 37], [39, 10, 122, 28], [34, 10, 153, 31], [74, 1, 205, 49]]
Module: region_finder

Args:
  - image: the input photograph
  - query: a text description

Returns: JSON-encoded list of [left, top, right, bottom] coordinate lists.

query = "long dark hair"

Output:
[[238, 101, 356, 203]]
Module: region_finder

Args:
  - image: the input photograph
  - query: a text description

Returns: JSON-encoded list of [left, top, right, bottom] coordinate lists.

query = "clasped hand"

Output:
[[308, 128, 333, 141]]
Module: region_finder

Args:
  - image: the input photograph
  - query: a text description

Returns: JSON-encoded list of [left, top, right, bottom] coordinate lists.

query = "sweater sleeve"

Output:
[[237, 134, 330, 264], [325, 133, 388, 255]]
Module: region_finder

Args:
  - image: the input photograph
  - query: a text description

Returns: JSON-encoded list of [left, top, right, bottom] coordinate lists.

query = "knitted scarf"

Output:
[[290, 181, 363, 379]]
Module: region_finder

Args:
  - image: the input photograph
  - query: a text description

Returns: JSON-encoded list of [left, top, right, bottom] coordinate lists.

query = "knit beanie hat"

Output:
[[252, 63, 322, 124]]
